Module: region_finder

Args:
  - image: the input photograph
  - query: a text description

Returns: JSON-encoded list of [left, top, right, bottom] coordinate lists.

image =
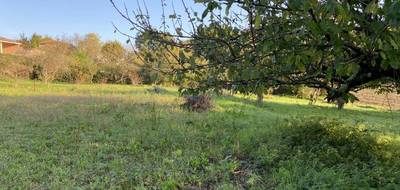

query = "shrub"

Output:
[[55, 63, 94, 84], [181, 94, 214, 112], [30, 64, 43, 80], [92, 66, 141, 85], [0, 54, 32, 80], [55, 70, 76, 83]]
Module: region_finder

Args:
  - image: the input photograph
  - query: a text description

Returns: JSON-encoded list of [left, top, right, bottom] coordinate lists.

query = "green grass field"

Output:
[[0, 80, 399, 189]]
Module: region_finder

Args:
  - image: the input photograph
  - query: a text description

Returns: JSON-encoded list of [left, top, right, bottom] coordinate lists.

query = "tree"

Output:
[[135, 32, 178, 85], [30, 33, 42, 49], [69, 50, 97, 83], [101, 41, 126, 64], [18, 33, 31, 49], [32, 39, 73, 83], [78, 33, 102, 60], [94, 41, 141, 84], [111, 0, 400, 109]]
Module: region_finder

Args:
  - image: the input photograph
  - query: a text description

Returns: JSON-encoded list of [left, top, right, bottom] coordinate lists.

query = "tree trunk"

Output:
[[336, 97, 345, 110], [309, 88, 320, 105], [257, 91, 264, 105]]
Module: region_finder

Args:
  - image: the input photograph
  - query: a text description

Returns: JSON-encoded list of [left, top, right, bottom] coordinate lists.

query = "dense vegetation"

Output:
[[0, 33, 173, 86], [112, 0, 400, 108], [0, 80, 399, 189]]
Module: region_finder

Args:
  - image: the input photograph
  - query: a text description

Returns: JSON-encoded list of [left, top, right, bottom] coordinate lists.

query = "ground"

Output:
[[0, 80, 399, 189]]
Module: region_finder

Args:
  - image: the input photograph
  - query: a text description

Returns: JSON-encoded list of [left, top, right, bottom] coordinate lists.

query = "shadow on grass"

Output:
[[256, 118, 400, 188], [218, 95, 400, 131]]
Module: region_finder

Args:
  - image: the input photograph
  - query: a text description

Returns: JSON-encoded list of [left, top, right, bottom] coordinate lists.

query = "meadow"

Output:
[[0, 80, 399, 189]]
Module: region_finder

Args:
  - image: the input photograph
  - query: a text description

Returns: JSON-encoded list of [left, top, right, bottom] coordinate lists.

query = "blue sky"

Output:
[[0, 0, 202, 42]]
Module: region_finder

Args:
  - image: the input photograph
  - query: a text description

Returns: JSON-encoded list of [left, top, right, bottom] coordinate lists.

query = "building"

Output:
[[0, 36, 22, 54]]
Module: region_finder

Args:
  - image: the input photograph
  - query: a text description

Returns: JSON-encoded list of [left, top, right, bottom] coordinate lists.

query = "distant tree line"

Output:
[[0, 33, 175, 85]]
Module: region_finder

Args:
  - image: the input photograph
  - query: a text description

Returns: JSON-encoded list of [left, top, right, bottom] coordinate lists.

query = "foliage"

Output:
[[30, 33, 42, 49], [135, 32, 178, 85], [92, 63, 140, 84], [101, 41, 126, 64], [67, 51, 97, 83], [1, 33, 148, 85], [31, 40, 73, 83], [18, 33, 31, 49], [112, 0, 400, 108], [77, 33, 102, 60], [273, 85, 303, 96], [0, 54, 32, 80], [29, 64, 43, 80]]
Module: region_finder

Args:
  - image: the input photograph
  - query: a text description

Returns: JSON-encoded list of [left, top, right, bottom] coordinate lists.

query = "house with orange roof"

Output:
[[0, 36, 22, 54]]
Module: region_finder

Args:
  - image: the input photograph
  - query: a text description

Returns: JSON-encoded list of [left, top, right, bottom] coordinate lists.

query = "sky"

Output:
[[0, 0, 202, 42]]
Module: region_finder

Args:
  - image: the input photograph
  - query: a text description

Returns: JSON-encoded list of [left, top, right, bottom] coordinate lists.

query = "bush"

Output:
[[138, 67, 170, 85], [181, 94, 214, 112], [55, 70, 76, 83], [0, 54, 32, 80], [30, 64, 43, 80], [92, 66, 141, 85]]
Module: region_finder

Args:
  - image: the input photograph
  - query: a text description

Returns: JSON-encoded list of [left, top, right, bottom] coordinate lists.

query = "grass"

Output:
[[0, 80, 399, 189]]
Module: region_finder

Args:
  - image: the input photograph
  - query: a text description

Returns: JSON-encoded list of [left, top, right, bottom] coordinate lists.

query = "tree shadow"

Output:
[[217, 95, 400, 132], [264, 118, 400, 187]]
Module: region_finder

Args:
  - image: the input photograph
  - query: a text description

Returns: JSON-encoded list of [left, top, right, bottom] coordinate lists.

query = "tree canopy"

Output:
[[112, 0, 400, 107], [101, 41, 126, 64]]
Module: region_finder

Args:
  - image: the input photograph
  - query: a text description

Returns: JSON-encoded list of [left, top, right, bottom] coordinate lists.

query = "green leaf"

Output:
[[380, 52, 387, 60], [255, 15, 262, 29], [179, 50, 186, 62], [288, 0, 303, 10], [202, 10, 209, 19], [365, 2, 379, 14], [390, 39, 399, 50]]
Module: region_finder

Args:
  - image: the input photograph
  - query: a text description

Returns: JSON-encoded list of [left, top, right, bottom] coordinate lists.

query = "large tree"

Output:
[[78, 33, 102, 61], [101, 41, 126, 65], [134, 32, 182, 85], [32, 39, 74, 83], [111, 0, 400, 108]]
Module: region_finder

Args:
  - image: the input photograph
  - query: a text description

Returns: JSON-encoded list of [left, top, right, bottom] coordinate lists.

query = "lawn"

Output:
[[0, 80, 399, 189]]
